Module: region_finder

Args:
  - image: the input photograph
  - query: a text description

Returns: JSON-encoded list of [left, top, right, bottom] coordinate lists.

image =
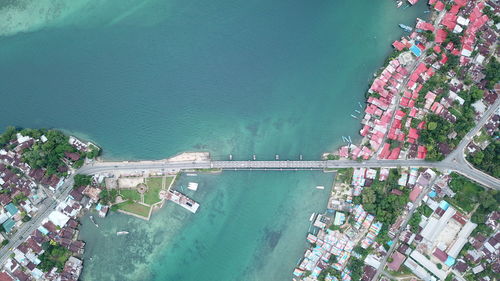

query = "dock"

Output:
[[165, 190, 200, 213]]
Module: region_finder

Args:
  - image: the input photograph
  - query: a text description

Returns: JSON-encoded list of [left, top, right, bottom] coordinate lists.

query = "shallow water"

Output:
[[0, 0, 428, 280]]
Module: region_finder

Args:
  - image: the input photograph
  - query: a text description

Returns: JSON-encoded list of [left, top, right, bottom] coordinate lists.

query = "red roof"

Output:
[[434, 1, 445, 11], [408, 0, 419, 4], [453, 0, 466, 7], [433, 248, 448, 262], [433, 45, 441, 53], [388, 147, 401, 160], [0, 272, 13, 281], [417, 145, 427, 159], [409, 185, 423, 202], [378, 143, 391, 159], [440, 53, 448, 64], [441, 12, 457, 30], [449, 5, 460, 14], [409, 128, 419, 140], [393, 41, 405, 51], [388, 251, 406, 271], [416, 20, 435, 32], [428, 0, 437, 4], [435, 29, 447, 44]]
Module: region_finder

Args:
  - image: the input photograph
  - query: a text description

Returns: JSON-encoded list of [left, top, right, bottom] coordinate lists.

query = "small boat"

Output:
[[316, 186, 325, 190], [397, 1, 403, 8], [186, 173, 197, 177], [358, 102, 363, 108], [348, 136, 352, 143], [187, 182, 199, 191], [309, 213, 316, 222], [342, 136, 348, 142], [350, 114, 358, 119], [117, 231, 129, 235], [89, 216, 99, 228], [399, 24, 413, 32], [354, 109, 361, 114]]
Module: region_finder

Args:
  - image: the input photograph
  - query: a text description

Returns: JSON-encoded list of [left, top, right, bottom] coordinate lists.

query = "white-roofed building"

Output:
[[48, 210, 70, 228], [410, 250, 447, 280], [447, 221, 477, 258]]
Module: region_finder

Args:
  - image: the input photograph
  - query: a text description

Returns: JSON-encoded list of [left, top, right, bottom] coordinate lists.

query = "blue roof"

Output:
[[439, 201, 450, 210], [5, 203, 18, 216], [2, 218, 15, 233], [387, 241, 393, 246], [95, 203, 102, 211], [38, 226, 49, 235], [429, 191, 437, 198], [410, 45, 422, 57], [445, 256, 456, 266]]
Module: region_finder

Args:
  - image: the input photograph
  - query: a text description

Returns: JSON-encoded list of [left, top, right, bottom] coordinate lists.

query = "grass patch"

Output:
[[115, 201, 150, 218], [447, 174, 484, 213], [144, 177, 167, 205], [119, 189, 141, 202]]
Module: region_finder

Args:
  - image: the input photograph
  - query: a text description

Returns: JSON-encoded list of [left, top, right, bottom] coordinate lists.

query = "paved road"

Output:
[[78, 157, 499, 189], [371, 178, 435, 281], [0, 177, 75, 266], [0, 85, 497, 269]]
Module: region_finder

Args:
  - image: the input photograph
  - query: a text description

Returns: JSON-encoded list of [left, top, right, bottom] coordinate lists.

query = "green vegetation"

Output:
[[408, 211, 422, 233], [448, 173, 499, 230], [73, 174, 92, 188], [12, 194, 28, 206], [347, 258, 364, 281], [318, 267, 341, 281], [336, 168, 353, 184], [467, 135, 500, 178], [114, 200, 151, 218], [144, 177, 171, 205], [420, 109, 475, 161], [0, 127, 100, 176], [484, 57, 500, 89], [99, 189, 118, 205], [38, 242, 71, 272], [21, 129, 77, 176], [483, 6, 500, 24], [119, 189, 141, 202], [422, 30, 435, 42], [1, 240, 9, 246], [355, 169, 409, 225], [326, 154, 340, 160]]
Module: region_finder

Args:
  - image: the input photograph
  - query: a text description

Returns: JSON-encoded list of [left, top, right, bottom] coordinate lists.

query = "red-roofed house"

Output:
[[388, 147, 401, 160], [408, 128, 419, 140], [409, 185, 423, 202], [435, 29, 447, 44], [417, 145, 427, 159], [388, 251, 406, 271], [393, 41, 406, 51], [416, 20, 435, 32], [434, 1, 445, 11], [433, 45, 441, 53]]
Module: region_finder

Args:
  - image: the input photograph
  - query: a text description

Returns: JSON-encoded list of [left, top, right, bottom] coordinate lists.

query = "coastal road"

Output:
[[0, 176, 75, 266], [78, 158, 500, 190]]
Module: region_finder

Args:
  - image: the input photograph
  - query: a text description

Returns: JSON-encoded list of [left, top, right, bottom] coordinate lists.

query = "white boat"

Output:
[[316, 186, 325, 190], [309, 213, 316, 222], [186, 173, 197, 176], [187, 182, 199, 191], [89, 216, 99, 228], [117, 231, 129, 235]]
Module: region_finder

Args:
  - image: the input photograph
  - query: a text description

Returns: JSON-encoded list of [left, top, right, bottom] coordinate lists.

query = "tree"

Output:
[[484, 58, 500, 89], [73, 174, 92, 188], [469, 86, 484, 102]]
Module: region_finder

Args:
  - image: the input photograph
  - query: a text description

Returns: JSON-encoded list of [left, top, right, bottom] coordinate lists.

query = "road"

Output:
[[0, 177, 75, 266], [0, 87, 497, 269], [371, 177, 436, 281]]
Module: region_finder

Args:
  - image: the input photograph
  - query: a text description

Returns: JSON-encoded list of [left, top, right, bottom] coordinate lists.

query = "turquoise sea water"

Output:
[[0, 0, 427, 280]]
